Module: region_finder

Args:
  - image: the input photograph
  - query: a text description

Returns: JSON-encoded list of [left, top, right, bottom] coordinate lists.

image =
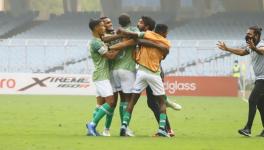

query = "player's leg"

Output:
[[146, 87, 174, 136], [112, 70, 126, 125], [165, 95, 182, 111], [119, 91, 127, 124], [92, 96, 105, 120], [146, 86, 160, 123], [120, 93, 141, 136], [120, 70, 147, 136], [86, 80, 115, 136], [102, 72, 119, 136], [119, 69, 136, 136], [147, 74, 170, 137], [103, 91, 118, 136]]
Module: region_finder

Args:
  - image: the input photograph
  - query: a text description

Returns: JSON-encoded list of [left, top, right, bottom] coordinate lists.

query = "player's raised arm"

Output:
[[109, 39, 137, 51], [138, 39, 169, 55], [101, 34, 124, 43], [217, 41, 249, 56], [116, 28, 139, 39]]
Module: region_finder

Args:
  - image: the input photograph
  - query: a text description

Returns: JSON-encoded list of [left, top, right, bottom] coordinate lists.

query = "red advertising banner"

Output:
[[164, 76, 238, 97]]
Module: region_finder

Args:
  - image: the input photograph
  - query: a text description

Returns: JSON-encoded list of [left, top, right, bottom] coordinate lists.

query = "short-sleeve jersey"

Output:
[[89, 38, 110, 81]]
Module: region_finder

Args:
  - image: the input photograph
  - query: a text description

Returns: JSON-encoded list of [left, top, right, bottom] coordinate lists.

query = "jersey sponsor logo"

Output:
[[164, 81, 196, 94], [18, 77, 90, 91], [0, 79, 16, 89]]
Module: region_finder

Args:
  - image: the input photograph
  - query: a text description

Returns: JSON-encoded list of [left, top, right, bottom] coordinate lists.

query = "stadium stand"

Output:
[[0, 11, 262, 78], [0, 11, 38, 38], [12, 12, 100, 39], [169, 12, 264, 40]]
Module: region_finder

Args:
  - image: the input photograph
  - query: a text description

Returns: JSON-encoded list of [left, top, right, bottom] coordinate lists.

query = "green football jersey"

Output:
[[104, 33, 120, 71], [89, 38, 110, 81], [113, 26, 139, 72]]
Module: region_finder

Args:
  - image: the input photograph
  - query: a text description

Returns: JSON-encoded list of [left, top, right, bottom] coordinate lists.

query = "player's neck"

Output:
[[92, 32, 101, 39]]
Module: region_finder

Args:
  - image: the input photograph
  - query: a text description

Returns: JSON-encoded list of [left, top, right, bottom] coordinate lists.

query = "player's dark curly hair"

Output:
[[141, 16, 156, 31], [155, 24, 168, 34]]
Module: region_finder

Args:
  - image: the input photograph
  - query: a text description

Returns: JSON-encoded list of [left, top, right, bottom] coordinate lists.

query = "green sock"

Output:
[[105, 108, 114, 129], [123, 102, 128, 111], [159, 113, 167, 130], [122, 111, 131, 127], [119, 101, 126, 124], [92, 103, 111, 125], [92, 106, 100, 120]]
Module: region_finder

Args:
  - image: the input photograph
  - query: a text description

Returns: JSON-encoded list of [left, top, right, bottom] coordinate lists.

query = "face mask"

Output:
[[245, 35, 259, 45]]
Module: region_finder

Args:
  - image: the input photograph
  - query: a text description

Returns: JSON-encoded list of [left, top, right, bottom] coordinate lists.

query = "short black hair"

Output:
[[119, 13, 131, 27], [249, 25, 262, 37], [89, 18, 102, 31], [155, 24, 168, 34], [141, 16, 156, 31], [100, 16, 109, 20]]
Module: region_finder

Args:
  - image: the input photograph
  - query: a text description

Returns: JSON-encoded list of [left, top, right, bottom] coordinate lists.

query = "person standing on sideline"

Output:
[[217, 25, 264, 137], [232, 60, 242, 91]]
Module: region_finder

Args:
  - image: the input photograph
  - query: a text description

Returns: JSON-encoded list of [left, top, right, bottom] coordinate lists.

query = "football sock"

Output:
[[92, 105, 100, 120], [122, 111, 131, 127], [92, 103, 111, 125], [159, 113, 167, 130], [105, 108, 115, 129]]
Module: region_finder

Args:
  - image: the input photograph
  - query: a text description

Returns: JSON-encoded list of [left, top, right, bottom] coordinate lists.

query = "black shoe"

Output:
[[257, 130, 264, 137], [120, 126, 127, 136], [238, 128, 251, 137]]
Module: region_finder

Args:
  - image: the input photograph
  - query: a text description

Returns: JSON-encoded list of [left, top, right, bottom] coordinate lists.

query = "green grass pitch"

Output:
[[0, 95, 263, 150]]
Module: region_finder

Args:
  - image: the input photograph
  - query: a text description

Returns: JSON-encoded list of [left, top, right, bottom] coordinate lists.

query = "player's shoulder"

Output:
[[90, 38, 104, 50]]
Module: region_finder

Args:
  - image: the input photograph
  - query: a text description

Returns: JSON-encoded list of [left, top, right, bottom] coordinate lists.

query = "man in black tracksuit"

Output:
[[217, 25, 264, 137]]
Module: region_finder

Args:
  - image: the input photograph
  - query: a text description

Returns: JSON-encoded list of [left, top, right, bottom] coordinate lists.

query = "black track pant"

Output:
[[245, 80, 264, 129]]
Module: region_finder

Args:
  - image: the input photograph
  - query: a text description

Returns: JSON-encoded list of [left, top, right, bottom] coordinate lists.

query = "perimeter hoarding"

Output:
[[0, 74, 238, 97]]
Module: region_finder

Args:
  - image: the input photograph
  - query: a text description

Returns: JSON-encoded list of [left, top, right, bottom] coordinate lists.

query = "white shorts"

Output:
[[113, 69, 136, 93], [94, 80, 113, 97], [132, 70, 165, 95], [109, 71, 118, 93]]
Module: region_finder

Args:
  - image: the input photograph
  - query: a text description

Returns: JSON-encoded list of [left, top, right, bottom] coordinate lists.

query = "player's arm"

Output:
[[97, 45, 119, 60], [217, 41, 249, 56], [109, 39, 137, 51], [101, 34, 124, 43], [138, 39, 169, 55], [103, 50, 119, 60], [116, 28, 139, 38]]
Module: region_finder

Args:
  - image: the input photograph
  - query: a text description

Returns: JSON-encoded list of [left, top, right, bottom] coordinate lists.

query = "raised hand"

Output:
[[217, 41, 228, 51]]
